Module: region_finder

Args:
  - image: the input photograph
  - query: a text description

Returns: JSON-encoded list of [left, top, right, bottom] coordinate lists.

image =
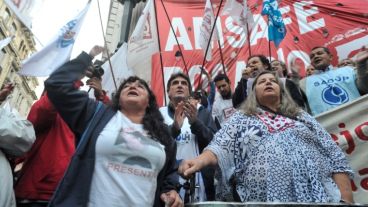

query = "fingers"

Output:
[[86, 78, 97, 88], [178, 160, 198, 179], [89, 45, 105, 57], [183, 102, 197, 122], [160, 193, 171, 206], [85, 67, 94, 78], [175, 102, 185, 114], [161, 190, 183, 207]]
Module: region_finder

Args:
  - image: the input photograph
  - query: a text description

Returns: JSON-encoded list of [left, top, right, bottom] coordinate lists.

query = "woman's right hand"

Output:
[[89, 45, 105, 58], [178, 159, 204, 179], [179, 151, 218, 179]]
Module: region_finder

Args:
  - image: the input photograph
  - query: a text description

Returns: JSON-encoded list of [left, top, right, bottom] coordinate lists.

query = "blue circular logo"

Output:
[[58, 20, 77, 48], [322, 84, 349, 105]]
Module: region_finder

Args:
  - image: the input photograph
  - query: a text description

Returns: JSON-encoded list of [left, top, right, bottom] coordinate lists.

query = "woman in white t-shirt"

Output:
[[45, 46, 182, 207]]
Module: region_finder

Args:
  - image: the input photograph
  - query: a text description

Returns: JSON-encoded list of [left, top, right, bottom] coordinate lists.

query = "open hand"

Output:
[[89, 45, 105, 58], [183, 101, 197, 124], [173, 101, 185, 130]]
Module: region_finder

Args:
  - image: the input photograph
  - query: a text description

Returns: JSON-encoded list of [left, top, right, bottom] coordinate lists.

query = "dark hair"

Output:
[[193, 89, 209, 107], [247, 54, 271, 70], [311, 46, 331, 55], [192, 91, 202, 100], [112, 76, 172, 147], [213, 73, 230, 84], [166, 72, 192, 93]]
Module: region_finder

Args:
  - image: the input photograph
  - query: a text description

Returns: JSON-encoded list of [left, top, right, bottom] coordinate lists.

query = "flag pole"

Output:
[[218, 39, 226, 75], [97, 0, 118, 91], [159, 0, 189, 74], [267, 18, 272, 60], [153, 0, 167, 106], [246, 22, 252, 57], [199, 0, 224, 89]]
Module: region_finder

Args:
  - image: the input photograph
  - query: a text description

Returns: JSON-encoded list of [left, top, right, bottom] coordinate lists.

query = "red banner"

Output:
[[151, 0, 368, 106]]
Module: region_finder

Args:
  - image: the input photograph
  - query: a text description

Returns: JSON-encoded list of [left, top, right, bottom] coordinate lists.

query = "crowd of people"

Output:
[[0, 44, 367, 206]]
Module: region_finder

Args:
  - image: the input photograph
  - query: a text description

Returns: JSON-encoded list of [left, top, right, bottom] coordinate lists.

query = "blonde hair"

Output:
[[240, 71, 301, 119]]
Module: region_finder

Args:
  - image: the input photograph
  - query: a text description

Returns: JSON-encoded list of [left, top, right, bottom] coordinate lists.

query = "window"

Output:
[[2, 9, 11, 23], [0, 50, 5, 62], [19, 40, 24, 50], [9, 23, 17, 35]]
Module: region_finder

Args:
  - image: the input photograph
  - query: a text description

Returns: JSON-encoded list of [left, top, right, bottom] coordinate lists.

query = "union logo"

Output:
[[321, 84, 349, 105], [58, 20, 77, 48]]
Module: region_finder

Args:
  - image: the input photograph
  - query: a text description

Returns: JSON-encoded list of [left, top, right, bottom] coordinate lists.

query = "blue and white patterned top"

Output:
[[206, 109, 353, 202]]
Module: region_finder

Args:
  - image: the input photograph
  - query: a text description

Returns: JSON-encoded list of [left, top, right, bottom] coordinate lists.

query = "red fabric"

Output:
[[98, 90, 111, 104], [73, 80, 84, 89], [151, 0, 368, 106], [14, 94, 75, 201]]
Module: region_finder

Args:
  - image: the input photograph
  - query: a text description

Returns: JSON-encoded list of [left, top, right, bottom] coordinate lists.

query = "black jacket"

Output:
[[232, 78, 307, 109], [45, 52, 178, 207], [165, 104, 218, 200]]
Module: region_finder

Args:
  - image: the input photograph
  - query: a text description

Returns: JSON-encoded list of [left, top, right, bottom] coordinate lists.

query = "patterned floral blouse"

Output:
[[206, 109, 353, 202]]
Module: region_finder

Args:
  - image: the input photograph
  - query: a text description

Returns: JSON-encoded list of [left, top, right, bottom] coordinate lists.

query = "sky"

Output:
[[31, 0, 111, 97]]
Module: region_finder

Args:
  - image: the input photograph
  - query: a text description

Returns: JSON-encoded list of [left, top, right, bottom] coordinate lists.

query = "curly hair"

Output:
[[240, 71, 301, 119], [112, 76, 172, 147]]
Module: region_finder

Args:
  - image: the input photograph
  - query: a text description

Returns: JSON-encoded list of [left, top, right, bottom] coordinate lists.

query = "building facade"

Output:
[[0, 0, 38, 117]]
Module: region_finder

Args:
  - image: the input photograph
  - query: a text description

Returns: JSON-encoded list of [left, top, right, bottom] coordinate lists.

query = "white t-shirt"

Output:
[[159, 106, 206, 202], [212, 96, 235, 127], [88, 112, 166, 207]]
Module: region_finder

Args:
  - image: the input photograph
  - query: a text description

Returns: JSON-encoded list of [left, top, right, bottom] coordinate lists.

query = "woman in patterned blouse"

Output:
[[179, 71, 353, 204]]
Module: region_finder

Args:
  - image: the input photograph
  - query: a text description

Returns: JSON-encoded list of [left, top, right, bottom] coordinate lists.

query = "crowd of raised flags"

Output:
[[1, 0, 287, 82]]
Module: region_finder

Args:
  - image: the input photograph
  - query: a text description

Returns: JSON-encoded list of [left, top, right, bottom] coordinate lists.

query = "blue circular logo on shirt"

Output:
[[322, 84, 349, 105]]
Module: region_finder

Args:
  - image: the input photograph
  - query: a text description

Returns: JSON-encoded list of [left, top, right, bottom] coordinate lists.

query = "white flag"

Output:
[[222, 0, 254, 34], [127, 0, 159, 69], [18, 2, 91, 77], [0, 36, 13, 51], [101, 43, 134, 97], [199, 0, 219, 61]]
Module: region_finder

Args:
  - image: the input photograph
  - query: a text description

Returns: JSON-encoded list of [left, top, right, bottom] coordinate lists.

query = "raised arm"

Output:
[[44, 45, 104, 136], [179, 150, 218, 179]]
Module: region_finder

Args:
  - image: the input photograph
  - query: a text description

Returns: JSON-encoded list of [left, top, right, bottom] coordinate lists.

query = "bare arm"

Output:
[[178, 150, 218, 179], [333, 173, 354, 203]]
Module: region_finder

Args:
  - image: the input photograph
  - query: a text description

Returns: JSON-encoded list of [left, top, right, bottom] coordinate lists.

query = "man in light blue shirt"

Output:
[[300, 46, 368, 115]]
